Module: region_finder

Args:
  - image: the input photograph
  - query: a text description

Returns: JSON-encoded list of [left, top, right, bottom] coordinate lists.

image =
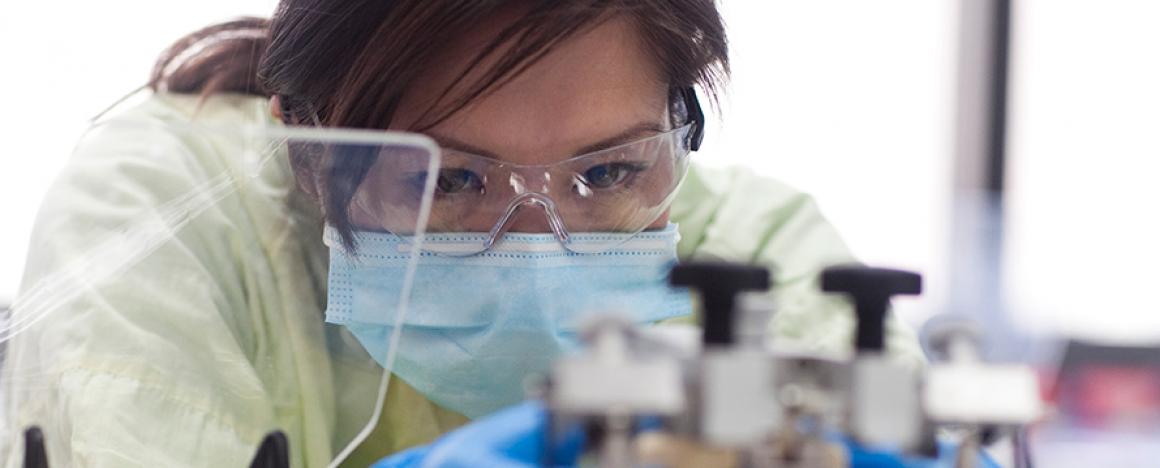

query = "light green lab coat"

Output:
[[1, 92, 921, 467]]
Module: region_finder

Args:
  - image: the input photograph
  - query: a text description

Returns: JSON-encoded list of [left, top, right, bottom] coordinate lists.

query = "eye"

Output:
[[435, 169, 483, 194], [582, 163, 641, 189]]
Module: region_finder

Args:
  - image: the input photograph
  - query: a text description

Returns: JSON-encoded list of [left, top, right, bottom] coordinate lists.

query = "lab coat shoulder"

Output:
[[671, 164, 923, 365], [3, 92, 325, 467]]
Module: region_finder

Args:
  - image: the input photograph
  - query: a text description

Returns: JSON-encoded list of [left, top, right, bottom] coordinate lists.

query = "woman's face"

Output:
[[390, 14, 671, 234]]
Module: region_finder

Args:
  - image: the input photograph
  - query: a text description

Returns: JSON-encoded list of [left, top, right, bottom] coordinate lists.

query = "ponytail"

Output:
[[148, 17, 270, 97]]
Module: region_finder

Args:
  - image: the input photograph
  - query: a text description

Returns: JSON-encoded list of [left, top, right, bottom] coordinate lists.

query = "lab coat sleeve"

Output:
[[670, 164, 924, 366], [2, 116, 278, 467]]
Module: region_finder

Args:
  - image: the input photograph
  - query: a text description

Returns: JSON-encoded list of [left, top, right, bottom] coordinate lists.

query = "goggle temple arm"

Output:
[[679, 86, 705, 152]]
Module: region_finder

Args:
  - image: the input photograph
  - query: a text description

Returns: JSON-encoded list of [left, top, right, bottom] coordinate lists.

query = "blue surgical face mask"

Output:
[[323, 224, 692, 419]]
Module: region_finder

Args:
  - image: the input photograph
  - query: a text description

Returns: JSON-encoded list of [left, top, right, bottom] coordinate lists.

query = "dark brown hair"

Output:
[[149, 0, 729, 245]]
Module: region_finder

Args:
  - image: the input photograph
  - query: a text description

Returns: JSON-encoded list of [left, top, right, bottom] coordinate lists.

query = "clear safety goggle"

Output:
[[346, 123, 697, 255]]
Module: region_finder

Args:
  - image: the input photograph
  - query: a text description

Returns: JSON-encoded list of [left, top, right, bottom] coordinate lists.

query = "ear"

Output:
[[269, 95, 285, 122], [272, 95, 323, 199]]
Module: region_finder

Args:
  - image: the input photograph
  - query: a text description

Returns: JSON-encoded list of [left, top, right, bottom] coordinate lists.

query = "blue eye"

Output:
[[583, 163, 639, 189], [436, 169, 483, 194]]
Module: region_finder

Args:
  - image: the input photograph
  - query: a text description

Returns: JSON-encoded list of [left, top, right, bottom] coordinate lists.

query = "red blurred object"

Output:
[[1063, 366, 1160, 429], [1047, 341, 1160, 432]]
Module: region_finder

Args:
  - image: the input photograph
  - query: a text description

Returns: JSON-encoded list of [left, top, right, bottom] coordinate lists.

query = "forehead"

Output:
[[392, 13, 669, 164]]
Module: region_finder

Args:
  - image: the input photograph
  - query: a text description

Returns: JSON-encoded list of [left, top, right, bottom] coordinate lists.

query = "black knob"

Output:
[[821, 265, 922, 353], [249, 431, 289, 468], [670, 262, 771, 346], [23, 427, 48, 468]]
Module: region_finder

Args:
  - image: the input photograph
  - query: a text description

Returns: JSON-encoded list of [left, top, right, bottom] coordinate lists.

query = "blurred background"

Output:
[[1, 0, 1158, 345]]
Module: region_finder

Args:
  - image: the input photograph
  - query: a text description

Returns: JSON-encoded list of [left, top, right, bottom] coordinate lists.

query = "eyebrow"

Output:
[[427, 121, 669, 161]]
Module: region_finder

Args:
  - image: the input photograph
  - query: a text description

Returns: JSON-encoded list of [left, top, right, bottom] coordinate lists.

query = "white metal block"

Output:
[[850, 356, 921, 449], [702, 350, 782, 445], [924, 364, 1042, 424], [553, 356, 685, 414]]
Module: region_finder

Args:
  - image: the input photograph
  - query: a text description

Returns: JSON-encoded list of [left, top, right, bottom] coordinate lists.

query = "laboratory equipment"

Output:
[[543, 261, 1043, 468]]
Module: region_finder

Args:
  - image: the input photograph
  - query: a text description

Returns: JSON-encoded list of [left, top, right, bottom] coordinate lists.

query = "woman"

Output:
[[3, 1, 920, 466]]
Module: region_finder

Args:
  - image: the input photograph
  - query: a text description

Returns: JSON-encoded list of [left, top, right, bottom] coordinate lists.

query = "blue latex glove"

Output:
[[373, 401, 583, 468], [374, 402, 1000, 468], [844, 438, 1001, 468]]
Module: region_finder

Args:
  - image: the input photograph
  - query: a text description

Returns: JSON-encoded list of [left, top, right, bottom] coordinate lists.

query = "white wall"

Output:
[[698, 1, 958, 326], [701, 0, 1160, 340], [1005, 0, 1160, 341]]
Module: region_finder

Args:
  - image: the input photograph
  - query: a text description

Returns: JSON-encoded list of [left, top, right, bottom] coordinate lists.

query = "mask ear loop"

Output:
[[281, 97, 340, 218]]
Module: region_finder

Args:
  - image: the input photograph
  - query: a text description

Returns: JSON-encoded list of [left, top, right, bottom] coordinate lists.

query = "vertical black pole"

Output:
[[987, 0, 1012, 196], [946, 0, 1022, 362]]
